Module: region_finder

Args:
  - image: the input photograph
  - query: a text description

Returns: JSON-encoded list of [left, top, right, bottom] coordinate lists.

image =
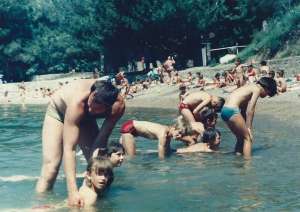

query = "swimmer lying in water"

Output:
[[176, 128, 221, 154], [119, 118, 197, 159]]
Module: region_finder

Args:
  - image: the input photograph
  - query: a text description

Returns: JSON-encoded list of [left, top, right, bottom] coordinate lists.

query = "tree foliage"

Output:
[[0, 0, 299, 81]]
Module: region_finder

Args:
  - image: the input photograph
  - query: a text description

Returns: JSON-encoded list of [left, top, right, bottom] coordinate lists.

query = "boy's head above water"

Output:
[[86, 156, 114, 193], [211, 96, 225, 112], [257, 77, 277, 97], [201, 128, 221, 151], [108, 143, 125, 167]]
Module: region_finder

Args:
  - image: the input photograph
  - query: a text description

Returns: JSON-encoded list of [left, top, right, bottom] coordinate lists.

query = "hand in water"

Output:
[[68, 191, 84, 208]]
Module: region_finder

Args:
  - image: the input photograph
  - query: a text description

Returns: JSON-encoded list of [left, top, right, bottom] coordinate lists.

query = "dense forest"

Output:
[[0, 0, 299, 81]]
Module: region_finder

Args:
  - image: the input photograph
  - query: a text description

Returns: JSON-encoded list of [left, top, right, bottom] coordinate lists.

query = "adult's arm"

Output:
[[92, 97, 125, 150], [63, 103, 85, 207]]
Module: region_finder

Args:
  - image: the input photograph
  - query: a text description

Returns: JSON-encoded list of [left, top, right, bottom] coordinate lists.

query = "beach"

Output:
[[1, 71, 300, 125]]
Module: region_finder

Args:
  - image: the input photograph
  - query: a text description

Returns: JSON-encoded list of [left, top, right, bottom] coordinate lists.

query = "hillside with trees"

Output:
[[0, 0, 299, 81]]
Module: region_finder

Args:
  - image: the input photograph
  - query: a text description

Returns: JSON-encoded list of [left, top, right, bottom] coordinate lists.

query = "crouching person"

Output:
[[119, 119, 190, 159]]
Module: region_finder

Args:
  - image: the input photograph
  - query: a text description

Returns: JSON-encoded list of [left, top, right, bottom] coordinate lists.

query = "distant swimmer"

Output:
[[36, 79, 125, 207], [276, 70, 287, 93], [221, 77, 277, 159]]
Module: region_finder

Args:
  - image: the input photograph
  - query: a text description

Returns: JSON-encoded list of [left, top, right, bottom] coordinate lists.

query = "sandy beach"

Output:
[[1, 69, 300, 126]]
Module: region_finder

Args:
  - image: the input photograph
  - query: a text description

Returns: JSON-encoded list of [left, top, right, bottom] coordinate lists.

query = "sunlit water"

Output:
[[0, 105, 300, 211]]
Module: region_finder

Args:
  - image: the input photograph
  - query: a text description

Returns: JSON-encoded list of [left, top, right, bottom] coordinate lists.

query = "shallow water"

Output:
[[0, 105, 300, 211]]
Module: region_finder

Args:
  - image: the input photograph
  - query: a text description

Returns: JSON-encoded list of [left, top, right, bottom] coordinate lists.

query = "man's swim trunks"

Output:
[[120, 120, 137, 136], [45, 101, 64, 123], [178, 102, 191, 112], [221, 106, 240, 122]]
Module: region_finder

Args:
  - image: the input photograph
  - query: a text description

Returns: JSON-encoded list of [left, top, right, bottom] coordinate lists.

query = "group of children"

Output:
[[79, 67, 278, 207], [32, 58, 286, 209]]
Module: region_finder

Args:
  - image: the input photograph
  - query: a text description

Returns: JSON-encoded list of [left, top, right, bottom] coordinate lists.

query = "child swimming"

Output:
[[107, 143, 125, 167], [221, 77, 277, 158], [79, 156, 114, 206], [176, 128, 221, 154]]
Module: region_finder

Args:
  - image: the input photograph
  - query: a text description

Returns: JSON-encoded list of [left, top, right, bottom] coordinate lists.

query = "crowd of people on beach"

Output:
[[0, 56, 297, 209]]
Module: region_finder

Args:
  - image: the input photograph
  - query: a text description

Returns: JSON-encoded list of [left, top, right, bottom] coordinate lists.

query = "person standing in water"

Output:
[[36, 80, 125, 207], [221, 77, 277, 159]]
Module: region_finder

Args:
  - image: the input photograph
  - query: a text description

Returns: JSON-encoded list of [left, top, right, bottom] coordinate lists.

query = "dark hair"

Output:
[[202, 128, 218, 145], [86, 156, 114, 188], [215, 97, 225, 112], [201, 108, 217, 122], [90, 80, 119, 106], [257, 77, 277, 97], [277, 69, 284, 77], [261, 60, 267, 66], [215, 73, 220, 78], [108, 143, 124, 156], [268, 70, 275, 78]]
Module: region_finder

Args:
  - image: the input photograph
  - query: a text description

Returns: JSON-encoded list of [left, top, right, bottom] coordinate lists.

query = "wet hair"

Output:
[[174, 116, 193, 136], [90, 80, 119, 106], [215, 97, 225, 112], [107, 143, 125, 156], [268, 70, 275, 79], [200, 108, 218, 127], [261, 60, 267, 66], [257, 77, 277, 97], [215, 73, 220, 79], [86, 156, 114, 188], [277, 69, 284, 77], [235, 58, 241, 63], [202, 128, 219, 146]]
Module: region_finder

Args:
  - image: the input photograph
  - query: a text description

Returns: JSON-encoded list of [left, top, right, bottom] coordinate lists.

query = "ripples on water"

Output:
[[0, 105, 300, 211]]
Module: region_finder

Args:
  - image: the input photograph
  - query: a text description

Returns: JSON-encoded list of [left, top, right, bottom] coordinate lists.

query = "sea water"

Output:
[[0, 105, 300, 211]]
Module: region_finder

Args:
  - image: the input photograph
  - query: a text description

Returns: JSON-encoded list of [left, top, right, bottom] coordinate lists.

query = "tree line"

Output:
[[0, 0, 299, 81]]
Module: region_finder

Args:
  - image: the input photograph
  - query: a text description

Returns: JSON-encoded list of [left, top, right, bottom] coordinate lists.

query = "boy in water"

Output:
[[179, 91, 225, 124], [276, 70, 287, 93], [119, 119, 192, 159], [221, 77, 277, 158], [176, 128, 221, 153], [107, 143, 125, 167], [79, 157, 114, 206], [36, 80, 125, 207]]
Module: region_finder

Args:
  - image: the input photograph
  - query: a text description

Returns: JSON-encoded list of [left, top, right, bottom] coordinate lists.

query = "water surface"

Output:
[[0, 105, 299, 211]]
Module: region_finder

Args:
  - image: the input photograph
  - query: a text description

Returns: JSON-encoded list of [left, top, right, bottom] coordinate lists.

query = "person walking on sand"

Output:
[[36, 80, 125, 207], [221, 77, 277, 159]]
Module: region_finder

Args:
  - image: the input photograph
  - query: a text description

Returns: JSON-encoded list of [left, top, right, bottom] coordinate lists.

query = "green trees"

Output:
[[0, 0, 299, 81]]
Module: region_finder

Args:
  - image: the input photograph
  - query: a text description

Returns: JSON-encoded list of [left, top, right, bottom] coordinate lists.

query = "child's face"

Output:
[[90, 169, 109, 191], [171, 129, 183, 139], [205, 117, 217, 128], [210, 133, 221, 150], [110, 151, 124, 167]]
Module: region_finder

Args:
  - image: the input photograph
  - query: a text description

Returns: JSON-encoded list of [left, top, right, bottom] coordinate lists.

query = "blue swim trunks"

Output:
[[221, 106, 240, 122]]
